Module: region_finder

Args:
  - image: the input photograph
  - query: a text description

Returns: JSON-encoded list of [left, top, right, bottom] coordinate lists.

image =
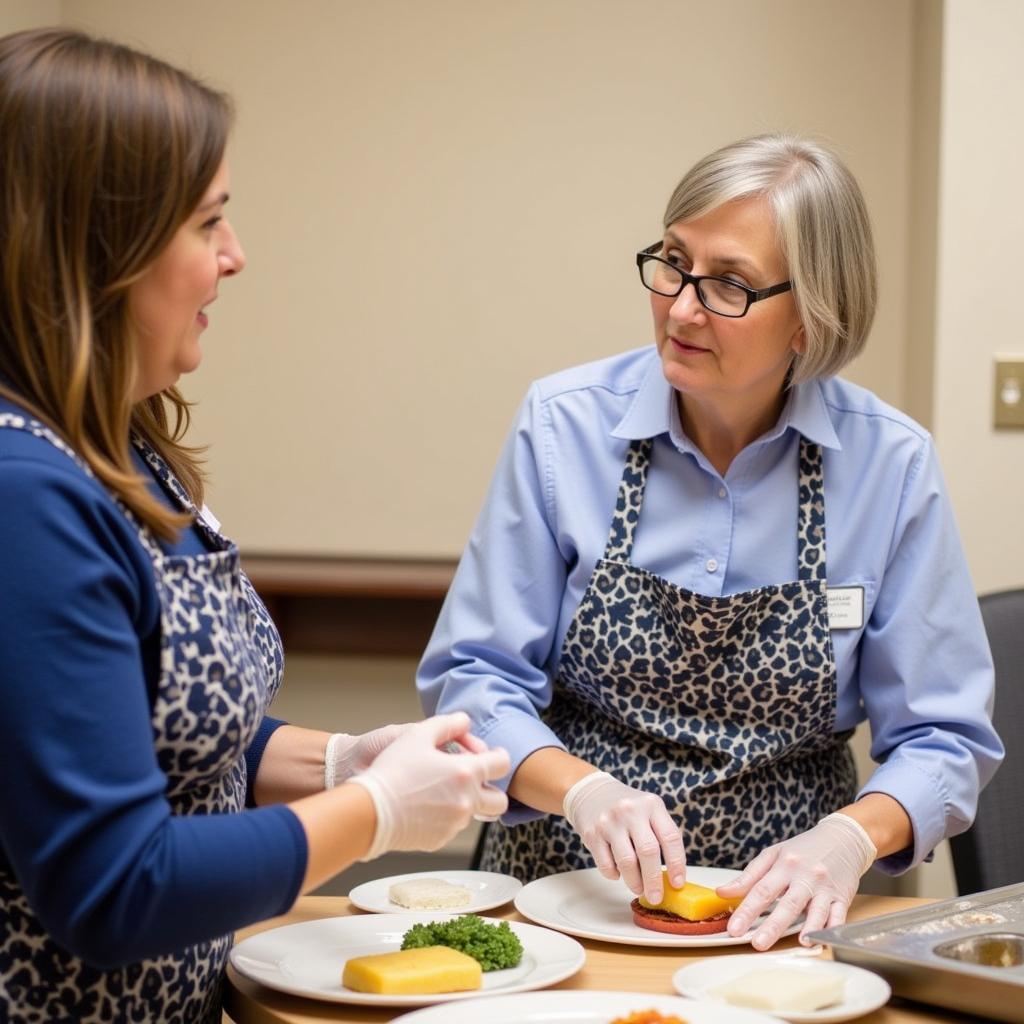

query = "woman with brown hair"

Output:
[[0, 28, 508, 1023]]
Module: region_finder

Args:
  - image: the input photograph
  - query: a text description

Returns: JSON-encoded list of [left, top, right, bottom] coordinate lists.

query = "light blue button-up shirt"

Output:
[[417, 346, 1003, 873]]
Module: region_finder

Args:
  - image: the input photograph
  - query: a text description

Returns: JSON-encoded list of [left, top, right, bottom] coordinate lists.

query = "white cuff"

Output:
[[323, 733, 350, 790], [348, 772, 393, 861], [821, 812, 878, 875], [562, 770, 612, 824]]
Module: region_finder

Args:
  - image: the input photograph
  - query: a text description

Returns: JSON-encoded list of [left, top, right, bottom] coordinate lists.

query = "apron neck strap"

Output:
[[797, 437, 827, 582], [602, 438, 652, 562]]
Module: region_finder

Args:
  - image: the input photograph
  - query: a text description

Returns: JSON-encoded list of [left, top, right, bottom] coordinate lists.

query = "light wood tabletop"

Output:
[[223, 893, 966, 1024]]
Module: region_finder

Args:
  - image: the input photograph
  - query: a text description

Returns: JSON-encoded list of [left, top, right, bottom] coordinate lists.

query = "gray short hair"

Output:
[[663, 135, 877, 383]]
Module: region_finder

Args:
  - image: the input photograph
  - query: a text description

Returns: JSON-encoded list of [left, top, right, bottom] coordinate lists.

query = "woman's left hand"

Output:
[[715, 813, 877, 950]]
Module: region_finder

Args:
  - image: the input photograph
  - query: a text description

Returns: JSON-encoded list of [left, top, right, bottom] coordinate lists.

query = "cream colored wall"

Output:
[[932, 0, 1024, 596], [0, 1, 59, 33], [62, 0, 916, 557]]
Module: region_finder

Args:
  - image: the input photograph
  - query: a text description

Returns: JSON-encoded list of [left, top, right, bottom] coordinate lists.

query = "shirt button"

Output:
[[717, 487, 727, 498], [706, 558, 718, 573]]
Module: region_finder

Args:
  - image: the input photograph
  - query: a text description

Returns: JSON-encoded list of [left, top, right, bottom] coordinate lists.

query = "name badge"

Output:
[[827, 586, 865, 630]]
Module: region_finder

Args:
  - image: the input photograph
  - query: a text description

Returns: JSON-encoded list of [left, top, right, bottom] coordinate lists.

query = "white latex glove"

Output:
[[323, 724, 413, 788], [563, 770, 686, 904], [349, 712, 509, 859], [717, 812, 877, 950]]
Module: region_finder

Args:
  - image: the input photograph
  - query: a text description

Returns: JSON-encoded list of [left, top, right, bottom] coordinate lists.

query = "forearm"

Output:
[[253, 724, 331, 805], [507, 746, 597, 814], [838, 792, 912, 861], [288, 783, 376, 892]]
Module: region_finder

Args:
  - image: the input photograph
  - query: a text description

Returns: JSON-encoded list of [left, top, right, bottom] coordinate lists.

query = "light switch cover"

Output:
[[994, 359, 1024, 429]]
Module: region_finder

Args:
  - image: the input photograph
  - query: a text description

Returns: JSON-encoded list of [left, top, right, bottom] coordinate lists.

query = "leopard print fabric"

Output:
[[481, 436, 856, 879], [0, 415, 284, 1023]]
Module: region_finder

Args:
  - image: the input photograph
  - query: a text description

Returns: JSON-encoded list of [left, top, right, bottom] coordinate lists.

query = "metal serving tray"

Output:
[[809, 882, 1024, 1022]]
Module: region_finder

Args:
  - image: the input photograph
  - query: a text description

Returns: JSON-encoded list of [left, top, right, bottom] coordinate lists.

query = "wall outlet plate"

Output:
[[994, 359, 1024, 429]]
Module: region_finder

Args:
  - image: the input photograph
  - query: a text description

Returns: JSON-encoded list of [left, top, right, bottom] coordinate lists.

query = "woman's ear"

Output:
[[791, 324, 807, 355]]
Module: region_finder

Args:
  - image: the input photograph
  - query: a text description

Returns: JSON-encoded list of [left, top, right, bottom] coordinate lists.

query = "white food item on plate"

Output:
[[713, 966, 845, 1011], [388, 878, 472, 909]]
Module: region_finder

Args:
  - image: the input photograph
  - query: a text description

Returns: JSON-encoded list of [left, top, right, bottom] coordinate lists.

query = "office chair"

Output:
[[950, 587, 1024, 895]]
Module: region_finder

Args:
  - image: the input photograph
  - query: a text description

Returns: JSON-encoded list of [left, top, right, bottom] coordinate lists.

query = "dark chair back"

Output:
[[950, 588, 1024, 895]]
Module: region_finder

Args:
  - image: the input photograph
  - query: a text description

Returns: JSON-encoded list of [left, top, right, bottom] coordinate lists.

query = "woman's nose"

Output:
[[219, 222, 246, 277], [669, 280, 706, 323]]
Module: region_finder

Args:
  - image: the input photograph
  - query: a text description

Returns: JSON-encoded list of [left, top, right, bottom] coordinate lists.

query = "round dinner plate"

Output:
[[514, 866, 803, 948], [348, 869, 522, 915], [390, 989, 786, 1023], [672, 953, 891, 1023], [228, 912, 585, 1007]]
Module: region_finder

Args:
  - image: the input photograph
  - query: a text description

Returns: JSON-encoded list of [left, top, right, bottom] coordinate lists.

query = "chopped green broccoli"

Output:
[[400, 914, 524, 971]]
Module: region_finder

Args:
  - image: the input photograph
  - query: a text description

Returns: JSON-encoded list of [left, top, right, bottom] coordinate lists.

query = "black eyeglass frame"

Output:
[[636, 241, 793, 318]]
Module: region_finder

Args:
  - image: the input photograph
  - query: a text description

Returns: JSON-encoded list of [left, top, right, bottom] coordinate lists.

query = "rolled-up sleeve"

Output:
[[856, 438, 1003, 873], [417, 386, 569, 823]]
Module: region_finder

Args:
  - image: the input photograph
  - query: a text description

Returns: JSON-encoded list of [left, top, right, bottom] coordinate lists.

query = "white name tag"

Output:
[[827, 586, 865, 629]]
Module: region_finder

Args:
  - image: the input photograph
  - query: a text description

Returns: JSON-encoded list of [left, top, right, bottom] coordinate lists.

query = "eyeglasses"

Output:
[[636, 242, 793, 318]]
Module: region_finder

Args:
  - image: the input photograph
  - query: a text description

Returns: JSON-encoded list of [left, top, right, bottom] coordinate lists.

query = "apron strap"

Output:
[[0, 412, 167, 563], [797, 437, 827, 582], [602, 437, 652, 562]]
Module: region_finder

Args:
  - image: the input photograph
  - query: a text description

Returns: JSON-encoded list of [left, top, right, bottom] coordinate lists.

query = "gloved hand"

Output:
[[324, 724, 413, 788], [563, 770, 686, 904], [716, 812, 877, 950], [349, 712, 509, 859]]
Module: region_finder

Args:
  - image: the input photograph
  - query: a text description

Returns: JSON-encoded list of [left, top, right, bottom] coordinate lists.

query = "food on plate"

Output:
[[388, 877, 472, 909], [341, 945, 482, 994], [712, 966, 845, 1011], [400, 914, 523, 970], [609, 1011, 688, 1024], [631, 871, 741, 935]]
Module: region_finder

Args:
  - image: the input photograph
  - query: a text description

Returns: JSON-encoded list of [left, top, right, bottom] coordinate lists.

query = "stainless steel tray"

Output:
[[809, 882, 1024, 1022]]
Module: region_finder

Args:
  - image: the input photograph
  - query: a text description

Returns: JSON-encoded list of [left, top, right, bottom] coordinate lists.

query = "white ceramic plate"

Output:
[[514, 866, 802, 948], [228, 912, 585, 1007], [391, 989, 787, 1023], [672, 953, 891, 1023], [348, 869, 522, 915]]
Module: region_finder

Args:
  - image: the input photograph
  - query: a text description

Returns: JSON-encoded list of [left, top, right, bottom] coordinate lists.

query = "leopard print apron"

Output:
[[0, 414, 284, 1024], [481, 435, 857, 879]]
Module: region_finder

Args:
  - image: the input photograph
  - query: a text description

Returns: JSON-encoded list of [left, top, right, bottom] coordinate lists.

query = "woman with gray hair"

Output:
[[419, 135, 1002, 949]]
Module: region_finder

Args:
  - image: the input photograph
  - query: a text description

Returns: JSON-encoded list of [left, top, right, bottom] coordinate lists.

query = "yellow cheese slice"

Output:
[[342, 945, 482, 994], [636, 871, 741, 920]]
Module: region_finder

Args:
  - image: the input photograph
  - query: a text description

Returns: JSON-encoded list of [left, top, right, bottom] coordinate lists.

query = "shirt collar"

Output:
[[611, 351, 842, 451]]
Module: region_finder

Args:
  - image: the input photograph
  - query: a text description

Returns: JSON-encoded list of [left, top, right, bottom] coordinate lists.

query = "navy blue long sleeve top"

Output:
[[0, 397, 305, 968]]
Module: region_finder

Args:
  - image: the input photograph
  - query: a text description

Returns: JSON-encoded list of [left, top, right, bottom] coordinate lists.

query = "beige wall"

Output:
[[0, 1, 59, 34], [62, 0, 917, 557], [932, 0, 1024, 595]]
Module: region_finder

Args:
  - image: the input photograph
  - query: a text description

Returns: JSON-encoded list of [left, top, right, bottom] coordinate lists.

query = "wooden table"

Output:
[[225, 895, 958, 1024]]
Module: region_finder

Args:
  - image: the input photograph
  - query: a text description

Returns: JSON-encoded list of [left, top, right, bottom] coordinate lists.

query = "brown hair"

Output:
[[0, 28, 232, 539]]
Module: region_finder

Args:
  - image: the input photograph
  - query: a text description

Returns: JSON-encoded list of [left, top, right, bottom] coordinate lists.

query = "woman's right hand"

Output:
[[564, 771, 686, 905], [350, 712, 509, 857]]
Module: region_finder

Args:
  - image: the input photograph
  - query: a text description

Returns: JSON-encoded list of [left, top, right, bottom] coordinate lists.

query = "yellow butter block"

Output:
[[342, 945, 482, 994], [637, 871, 741, 920]]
